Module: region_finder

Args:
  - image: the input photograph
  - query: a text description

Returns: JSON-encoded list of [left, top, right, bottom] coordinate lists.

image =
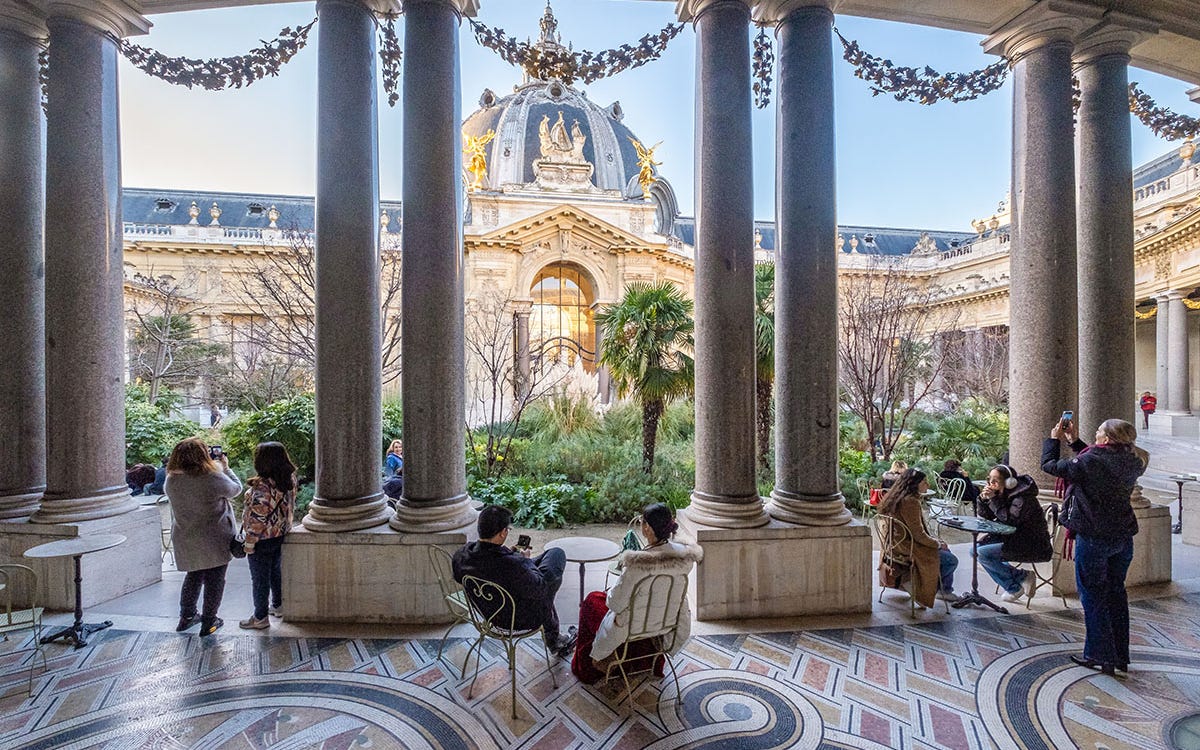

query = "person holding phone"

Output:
[[1043, 415, 1144, 677]]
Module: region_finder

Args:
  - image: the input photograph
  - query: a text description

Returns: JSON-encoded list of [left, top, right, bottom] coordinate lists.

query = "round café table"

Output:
[[24, 533, 126, 648], [1169, 474, 1195, 535], [935, 515, 1015, 614], [545, 536, 621, 604]]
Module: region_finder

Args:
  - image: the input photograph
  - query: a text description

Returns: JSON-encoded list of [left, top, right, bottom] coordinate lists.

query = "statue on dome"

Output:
[[538, 111, 588, 165], [463, 128, 497, 191], [629, 137, 663, 199]]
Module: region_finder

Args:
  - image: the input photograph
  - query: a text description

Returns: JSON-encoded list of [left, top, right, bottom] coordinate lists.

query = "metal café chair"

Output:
[[426, 545, 471, 673], [0, 564, 48, 695], [600, 572, 687, 711]]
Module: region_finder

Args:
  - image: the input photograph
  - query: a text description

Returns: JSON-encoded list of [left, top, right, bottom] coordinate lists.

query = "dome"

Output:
[[463, 79, 647, 197]]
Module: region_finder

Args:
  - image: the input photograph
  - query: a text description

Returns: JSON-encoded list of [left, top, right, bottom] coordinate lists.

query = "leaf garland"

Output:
[[119, 18, 316, 91], [1129, 82, 1200, 141], [467, 18, 684, 87], [752, 25, 774, 109], [377, 14, 402, 107], [834, 27, 1009, 105]]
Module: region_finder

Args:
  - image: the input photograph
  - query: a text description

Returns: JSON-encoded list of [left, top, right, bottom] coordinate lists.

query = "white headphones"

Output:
[[996, 464, 1018, 490]]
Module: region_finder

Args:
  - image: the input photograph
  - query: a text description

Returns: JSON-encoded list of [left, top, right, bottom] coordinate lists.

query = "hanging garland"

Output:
[[1129, 83, 1200, 141], [377, 14, 402, 107], [752, 26, 774, 109], [467, 18, 684, 87]]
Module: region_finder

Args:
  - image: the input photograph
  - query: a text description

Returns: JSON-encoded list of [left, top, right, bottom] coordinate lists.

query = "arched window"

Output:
[[530, 263, 596, 373]]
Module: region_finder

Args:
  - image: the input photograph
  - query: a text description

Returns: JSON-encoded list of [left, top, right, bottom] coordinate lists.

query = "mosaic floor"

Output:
[[2, 593, 1199, 750]]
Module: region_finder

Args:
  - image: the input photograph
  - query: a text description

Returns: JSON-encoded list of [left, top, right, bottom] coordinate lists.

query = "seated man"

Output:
[[452, 505, 577, 657]]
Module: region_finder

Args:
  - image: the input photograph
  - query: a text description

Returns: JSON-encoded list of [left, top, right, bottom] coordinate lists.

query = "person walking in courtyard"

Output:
[[878, 468, 959, 607], [165, 438, 242, 637], [975, 464, 1052, 602], [1139, 391, 1156, 429], [571, 503, 701, 684], [1043, 417, 1144, 677], [238, 442, 297, 630]]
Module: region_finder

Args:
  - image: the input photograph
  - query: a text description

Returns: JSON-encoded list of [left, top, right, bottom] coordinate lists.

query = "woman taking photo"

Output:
[[165, 438, 242, 636], [976, 464, 1052, 602], [572, 503, 702, 684], [238, 442, 298, 630], [878, 468, 959, 607], [1043, 417, 1144, 677]]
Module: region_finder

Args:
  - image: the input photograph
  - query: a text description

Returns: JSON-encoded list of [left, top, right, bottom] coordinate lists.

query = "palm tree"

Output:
[[754, 263, 775, 471], [596, 282, 695, 473]]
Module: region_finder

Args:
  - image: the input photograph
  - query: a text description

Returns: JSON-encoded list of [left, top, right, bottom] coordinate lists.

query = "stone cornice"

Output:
[[676, 0, 752, 24], [317, 0, 403, 15], [753, 0, 835, 26], [399, 0, 476, 18], [1073, 13, 1159, 64], [983, 0, 1104, 61], [45, 0, 150, 37], [0, 1, 46, 37]]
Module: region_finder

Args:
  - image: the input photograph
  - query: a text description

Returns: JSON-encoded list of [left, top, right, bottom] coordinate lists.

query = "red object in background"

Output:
[[869, 488, 884, 507], [1141, 394, 1157, 413]]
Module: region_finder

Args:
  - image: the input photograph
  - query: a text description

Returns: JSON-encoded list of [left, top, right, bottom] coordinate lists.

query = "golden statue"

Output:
[[462, 128, 497, 191], [629, 137, 663, 199]]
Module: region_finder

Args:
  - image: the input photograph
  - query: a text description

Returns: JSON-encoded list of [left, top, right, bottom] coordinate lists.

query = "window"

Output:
[[154, 198, 176, 212], [530, 263, 597, 373]]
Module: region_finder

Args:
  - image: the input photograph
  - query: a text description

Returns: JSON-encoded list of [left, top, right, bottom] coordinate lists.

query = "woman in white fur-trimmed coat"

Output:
[[572, 503, 703, 684]]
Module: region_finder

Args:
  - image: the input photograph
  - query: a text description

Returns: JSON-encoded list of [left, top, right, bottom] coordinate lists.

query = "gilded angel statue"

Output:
[[463, 128, 497, 191], [628, 137, 663, 199]]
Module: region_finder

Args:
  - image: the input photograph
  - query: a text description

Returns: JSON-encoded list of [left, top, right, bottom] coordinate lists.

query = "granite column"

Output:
[[1167, 292, 1191, 415], [0, 10, 47, 520], [304, 0, 391, 532], [1156, 294, 1171, 409], [391, 0, 477, 533], [765, 2, 849, 526], [681, 0, 767, 529]]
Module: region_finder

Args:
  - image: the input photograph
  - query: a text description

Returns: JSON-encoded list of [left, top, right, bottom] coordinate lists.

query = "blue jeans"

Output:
[[247, 536, 285, 620], [973, 543, 1027, 594], [532, 547, 567, 641], [938, 548, 958, 593], [1074, 535, 1134, 667]]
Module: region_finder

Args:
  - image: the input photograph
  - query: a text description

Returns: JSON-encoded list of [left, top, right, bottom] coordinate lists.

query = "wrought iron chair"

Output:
[[605, 513, 646, 589], [870, 515, 950, 616], [993, 504, 1069, 609], [928, 477, 966, 525], [426, 545, 471, 673], [459, 575, 557, 720], [0, 564, 47, 695], [601, 572, 687, 710]]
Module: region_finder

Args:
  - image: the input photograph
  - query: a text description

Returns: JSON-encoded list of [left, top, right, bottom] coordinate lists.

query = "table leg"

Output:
[[952, 531, 1009, 614], [38, 553, 113, 649], [1174, 482, 1184, 535], [578, 562, 587, 605]]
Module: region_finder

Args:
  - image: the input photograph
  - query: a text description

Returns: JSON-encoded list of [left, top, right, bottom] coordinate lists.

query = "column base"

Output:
[[1051, 503, 1172, 594], [685, 490, 770, 529], [389, 493, 478, 533], [281, 524, 475, 623], [678, 509, 872, 620], [302, 493, 391, 533], [766, 488, 853, 526], [0, 505, 162, 610], [1148, 412, 1199, 438], [0, 488, 43, 520], [29, 485, 139, 524]]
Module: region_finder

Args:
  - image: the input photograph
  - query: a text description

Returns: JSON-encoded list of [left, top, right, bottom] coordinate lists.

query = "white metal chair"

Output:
[[870, 515, 950, 616], [0, 564, 47, 695], [459, 575, 558, 720], [993, 504, 1069, 609], [600, 572, 687, 710], [426, 545, 471, 673], [928, 477, 966, 525]]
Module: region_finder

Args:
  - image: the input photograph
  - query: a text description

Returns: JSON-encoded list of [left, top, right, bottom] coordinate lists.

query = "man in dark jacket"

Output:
[[452, 505, 576, 657]]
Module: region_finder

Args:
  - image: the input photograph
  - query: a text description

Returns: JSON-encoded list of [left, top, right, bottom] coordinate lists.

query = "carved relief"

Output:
[[1155, 254, 1172, 281], [629, 211, 645, 234]]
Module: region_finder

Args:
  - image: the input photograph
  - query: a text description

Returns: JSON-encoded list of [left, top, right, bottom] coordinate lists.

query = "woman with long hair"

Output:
[[976, 464, 1052, 601], [877, 468, 959, 608], [238, 442, 298, 630], [1043, 417, 1144, 676], [164, 438, 242, 636]]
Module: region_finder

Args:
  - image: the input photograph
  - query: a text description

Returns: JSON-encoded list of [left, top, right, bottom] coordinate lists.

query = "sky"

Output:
[[117, 0, 1198, 231]]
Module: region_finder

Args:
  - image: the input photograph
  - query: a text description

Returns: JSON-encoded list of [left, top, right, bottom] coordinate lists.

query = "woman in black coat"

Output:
[[1042, 417, 1144, 677], [975, 465, 1052, 602]]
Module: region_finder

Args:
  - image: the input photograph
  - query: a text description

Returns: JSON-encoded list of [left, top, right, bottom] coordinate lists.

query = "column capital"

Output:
[[0, 2, 46, 37], [676, 0, 752, 24], [753, 0, 834, 27], [1073, 14, 1157, 64], [400, 0, 478, 19], [320, 0, 403, 14], [1190, 86, 1200, 104], [983, 0, 1102, 61], [46, 0, 150, 38]]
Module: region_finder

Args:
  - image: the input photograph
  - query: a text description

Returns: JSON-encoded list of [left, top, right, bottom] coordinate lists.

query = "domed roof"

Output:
[[463, 79, 647, 196]]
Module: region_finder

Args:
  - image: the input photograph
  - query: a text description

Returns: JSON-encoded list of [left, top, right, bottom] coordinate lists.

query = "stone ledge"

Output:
[[1052, 503, 1173, 594]]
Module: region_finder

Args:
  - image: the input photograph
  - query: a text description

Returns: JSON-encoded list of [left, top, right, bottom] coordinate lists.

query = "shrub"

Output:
[[382, 398, 403, 456], [221, 393, 317, 478], [902, 400, 1009, 467], [522, 392, 600, 443], [125, 392, 200, 466], [469, 475, 593, 529]]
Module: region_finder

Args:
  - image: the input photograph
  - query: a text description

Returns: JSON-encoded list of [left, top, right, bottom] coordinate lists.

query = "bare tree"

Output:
[[231, 229, 403, 386], [213, 318, 314, 411], [940, 326, 1010, 406], [838, 255, 954, 462], [126, 270, 226, 406]]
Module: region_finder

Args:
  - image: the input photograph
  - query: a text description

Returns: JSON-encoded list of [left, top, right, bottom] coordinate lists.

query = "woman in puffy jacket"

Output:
[[237, 442, 297, 630], [572, 503, 702, 683], [1042, 417, 1144, 677], [976, 464, 1052, 602]]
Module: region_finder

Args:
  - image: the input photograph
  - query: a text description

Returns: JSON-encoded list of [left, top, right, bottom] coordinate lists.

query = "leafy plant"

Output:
[[125, 387, 200, 466], [469, 476, 593, 530], [221, 393, 317, 478]]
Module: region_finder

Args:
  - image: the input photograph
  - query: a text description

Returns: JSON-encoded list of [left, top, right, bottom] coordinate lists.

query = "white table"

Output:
[[545, 536, 621, 604], [24, 533, 126, 648]]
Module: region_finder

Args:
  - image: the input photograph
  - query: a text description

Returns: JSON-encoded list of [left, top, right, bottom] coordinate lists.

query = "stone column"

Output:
[[0, 9, 47, 520], [1075, 22, 1150, 436], [1156, 294, 1171, 409], [33, 3, 149, 524], [764, 1, 849, 527], [594, 317, 611, 405], [513, 308, 531, 402], [391, 0, 477, 533], [680, 0, 767, 529], [985, 7, 1095, 482], [1167, 292, 1191, 414], [304, 0, 391, 532]]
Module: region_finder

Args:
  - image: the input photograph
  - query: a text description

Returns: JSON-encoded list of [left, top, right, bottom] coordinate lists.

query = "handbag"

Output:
[[229, 531, 246, 558], [878, 558, 904, 588], [621, 528, 642, 552]]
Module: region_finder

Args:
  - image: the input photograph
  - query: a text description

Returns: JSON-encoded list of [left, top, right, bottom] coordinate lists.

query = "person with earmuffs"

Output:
[[974, 463, 1053, 602]]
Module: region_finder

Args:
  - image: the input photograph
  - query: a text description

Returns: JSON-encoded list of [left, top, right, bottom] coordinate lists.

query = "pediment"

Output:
[[474, 204, 643, 251]]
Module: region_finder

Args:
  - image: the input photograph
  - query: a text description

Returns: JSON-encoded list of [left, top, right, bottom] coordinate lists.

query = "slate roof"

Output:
[[123, 188, 403, 234], [673, 217, 976, 256], [1134, 146, 1190, 188]]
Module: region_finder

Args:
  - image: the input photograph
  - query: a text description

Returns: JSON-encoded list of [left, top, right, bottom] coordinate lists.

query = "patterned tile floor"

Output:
[[3, 590, 1199, 750]]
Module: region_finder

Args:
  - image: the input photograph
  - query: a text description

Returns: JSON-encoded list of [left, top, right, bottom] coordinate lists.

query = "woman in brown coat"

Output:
[[878, 468, 959, 608]]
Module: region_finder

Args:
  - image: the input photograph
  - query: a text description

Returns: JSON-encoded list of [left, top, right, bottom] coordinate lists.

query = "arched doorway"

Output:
[[529, 262, 597, 373]]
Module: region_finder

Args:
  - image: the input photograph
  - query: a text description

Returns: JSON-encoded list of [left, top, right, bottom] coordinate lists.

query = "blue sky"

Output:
[[118, 0, 1196, 230]]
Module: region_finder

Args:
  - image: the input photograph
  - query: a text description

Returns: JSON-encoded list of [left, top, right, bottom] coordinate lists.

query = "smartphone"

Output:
[[209, 445, 223, 459], [516, 534, 532, 550], [1060, 410, 1073, 424]]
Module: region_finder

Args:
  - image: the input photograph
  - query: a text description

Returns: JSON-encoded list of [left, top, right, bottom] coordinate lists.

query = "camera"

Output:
[[515, 534, 532, 551], [209, 445, 224, 459]]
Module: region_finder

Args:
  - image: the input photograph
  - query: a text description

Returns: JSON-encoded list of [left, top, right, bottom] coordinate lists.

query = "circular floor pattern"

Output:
[[9, 671, 498, 750]]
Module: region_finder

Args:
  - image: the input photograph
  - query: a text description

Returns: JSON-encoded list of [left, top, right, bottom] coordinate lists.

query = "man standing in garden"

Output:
[[452, 505, 577, 657]]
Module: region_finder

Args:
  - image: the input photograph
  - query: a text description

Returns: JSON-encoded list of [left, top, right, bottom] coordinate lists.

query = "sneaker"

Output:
[[239, 616, 270, 630], [935, 590, 958, 602], [175, 614, 200, 632], [1001, 590, 1023, 603], [268, 606, 283, 618], [1022, 574, 1037, 599], [553, 626, 578, 658], [199, 617, 224, 637]]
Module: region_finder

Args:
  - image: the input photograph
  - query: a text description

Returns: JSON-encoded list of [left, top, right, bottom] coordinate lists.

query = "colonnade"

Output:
[[1150, 291, 1195, 429]]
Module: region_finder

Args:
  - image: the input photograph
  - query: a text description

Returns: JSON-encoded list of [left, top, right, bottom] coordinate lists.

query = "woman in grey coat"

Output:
[[165, 438, 242, 636]]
